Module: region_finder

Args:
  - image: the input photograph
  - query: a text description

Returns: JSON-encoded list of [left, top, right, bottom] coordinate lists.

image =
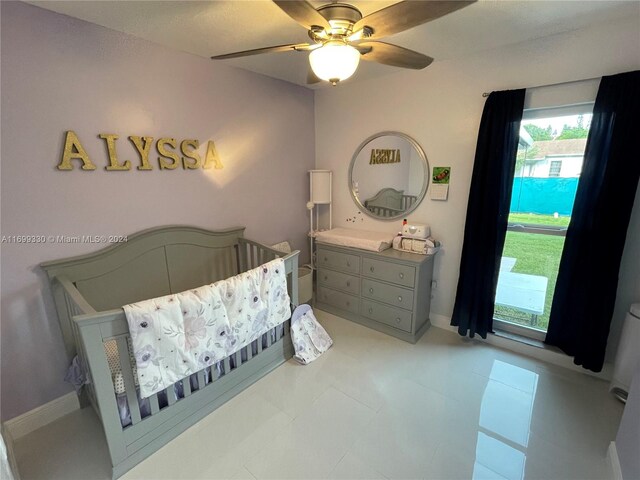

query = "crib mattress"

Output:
[[315, 227, 394, 252]]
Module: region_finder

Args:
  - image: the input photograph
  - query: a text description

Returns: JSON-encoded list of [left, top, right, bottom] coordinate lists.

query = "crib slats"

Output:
[[116, 336, 141, 425], [231, 351, 238, 369], [223, 356, 231, 374], [227, 247, 235, 278], [266, 330, 273, 348], [166, 385, 177, 406], [246, 343, 253, 361], [197, 370, 206, 390], [149, 393, 160, 415], [238, 243, 245, 272], [257, 336, 263, 354], [242, 243, 249, 271], [183, 377, 191, 397]]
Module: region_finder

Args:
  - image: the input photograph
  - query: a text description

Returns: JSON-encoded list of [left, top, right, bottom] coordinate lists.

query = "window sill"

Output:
[[429, 313, 613, 381], [492, 329, 546, 349]]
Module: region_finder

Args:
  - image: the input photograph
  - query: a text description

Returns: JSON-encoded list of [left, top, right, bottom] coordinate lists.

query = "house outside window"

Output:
[[549, 160, 562, 176]]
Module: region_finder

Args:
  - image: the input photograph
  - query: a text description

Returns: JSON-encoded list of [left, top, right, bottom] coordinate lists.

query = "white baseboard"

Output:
[[608, 441, 623, 480], [430, 314, 613, 381], [4, 392, 79, 439]]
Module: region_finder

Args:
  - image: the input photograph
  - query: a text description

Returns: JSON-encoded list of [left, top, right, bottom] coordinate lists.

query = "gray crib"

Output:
[[41, 226, 299, 479]]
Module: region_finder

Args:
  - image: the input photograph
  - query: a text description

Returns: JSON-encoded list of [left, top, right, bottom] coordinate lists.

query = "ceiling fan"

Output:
[[211, 0, 476, 86]]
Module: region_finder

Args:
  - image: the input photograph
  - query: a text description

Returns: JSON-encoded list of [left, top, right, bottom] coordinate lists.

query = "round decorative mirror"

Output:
[[349, 131, 429, 221]]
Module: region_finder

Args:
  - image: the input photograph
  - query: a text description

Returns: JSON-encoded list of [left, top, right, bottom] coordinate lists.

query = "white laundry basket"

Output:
[[610, 303, 640, 402], [297, 266, 313, 304]]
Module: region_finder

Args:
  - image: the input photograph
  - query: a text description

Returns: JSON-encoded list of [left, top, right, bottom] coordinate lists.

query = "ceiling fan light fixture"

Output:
[[309, 42, 360, 85]]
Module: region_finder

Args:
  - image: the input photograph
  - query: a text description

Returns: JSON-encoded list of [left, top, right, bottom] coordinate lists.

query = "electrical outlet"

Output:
[[431, 280, 437, 289]]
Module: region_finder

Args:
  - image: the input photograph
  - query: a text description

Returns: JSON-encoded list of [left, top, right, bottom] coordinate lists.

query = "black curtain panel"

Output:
[[451, 89, 525, 338], [545, 71, 640, 371]]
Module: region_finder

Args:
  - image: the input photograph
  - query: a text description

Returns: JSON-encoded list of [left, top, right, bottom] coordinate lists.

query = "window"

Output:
[[548, 160, 562, 177], [494, 107, 593, 340]]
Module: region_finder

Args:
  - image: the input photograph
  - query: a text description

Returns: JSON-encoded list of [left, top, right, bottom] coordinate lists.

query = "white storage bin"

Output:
[[271, 241, 312, 304], [610, 303, 640, 402], [298, 266, 313, 304]]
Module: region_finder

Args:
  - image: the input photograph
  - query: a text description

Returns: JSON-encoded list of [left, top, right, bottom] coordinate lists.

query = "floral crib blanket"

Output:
[[123, 258, 291, 398]]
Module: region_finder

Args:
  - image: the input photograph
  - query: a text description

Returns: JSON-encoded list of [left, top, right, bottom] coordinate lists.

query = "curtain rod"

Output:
[[482, 76, 601, 97]]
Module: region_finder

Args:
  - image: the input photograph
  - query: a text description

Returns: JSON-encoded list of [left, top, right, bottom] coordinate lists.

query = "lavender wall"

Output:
[[0, 1, 315, 420]]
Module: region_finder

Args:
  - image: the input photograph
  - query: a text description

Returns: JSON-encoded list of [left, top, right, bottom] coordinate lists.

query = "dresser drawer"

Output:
[[361, 299, 412, 332], [362, 278, 414, 311], [317, 285, 359, 315], [317, 248, 360, 274], [318, 268, 360, 295], [362, 257, 415, 288]]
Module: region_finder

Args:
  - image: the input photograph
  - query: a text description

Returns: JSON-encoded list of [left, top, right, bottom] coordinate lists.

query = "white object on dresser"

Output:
[[314, 227, 394, 252], [402, 223, 430, 239], [393, 236, 441, 255], [315, 242, 435, 343]]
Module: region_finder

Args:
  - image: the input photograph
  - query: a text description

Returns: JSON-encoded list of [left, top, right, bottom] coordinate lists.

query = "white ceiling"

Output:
[[28, 0, 640, 88]]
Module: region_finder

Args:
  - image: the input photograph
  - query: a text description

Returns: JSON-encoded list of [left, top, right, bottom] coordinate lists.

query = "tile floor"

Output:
[[13, 311, 624, 480]]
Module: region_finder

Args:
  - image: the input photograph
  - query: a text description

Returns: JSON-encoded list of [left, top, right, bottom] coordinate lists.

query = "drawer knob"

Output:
[[324, 257, 328, 262], [395, 317, 401, 324], [398, 296, 403, 302], [324, 275, 328, 281], [399, 273, 404, 279], [370, 266, 375, 272], [368, 307, 373, 314], [347, 261, 351, 267], [346, 301, 350, 306], [369, 287, 374, 293], [346, 281, 351, 287]]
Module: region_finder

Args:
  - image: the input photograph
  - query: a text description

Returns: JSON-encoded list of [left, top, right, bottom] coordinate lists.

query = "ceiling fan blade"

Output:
[[357, 41, 433, 69], [211, 43, 313, 60], [353, 1, 476, 39], [272, 0, 331, 31], [307, 67, 322, 85]]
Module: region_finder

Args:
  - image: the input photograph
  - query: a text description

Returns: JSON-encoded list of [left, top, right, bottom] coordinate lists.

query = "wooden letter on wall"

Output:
[[100, 134, 131, 171], [181, 139, 201, 169], [129, 136, 154, 170], [157, 138, 180, 170], [58, 132, 223, 172], [57, 131, 97, 170], [203, 141, 223, 169]]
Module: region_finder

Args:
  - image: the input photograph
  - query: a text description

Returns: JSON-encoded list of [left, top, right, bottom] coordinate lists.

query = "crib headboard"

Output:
[[41, 225, 247, 357]]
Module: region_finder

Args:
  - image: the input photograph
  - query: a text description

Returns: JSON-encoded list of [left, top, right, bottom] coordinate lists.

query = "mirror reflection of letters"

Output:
[[350, 132, 429, 220]]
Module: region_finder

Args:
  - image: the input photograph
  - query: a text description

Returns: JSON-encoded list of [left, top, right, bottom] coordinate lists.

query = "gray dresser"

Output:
[[315, 242, 434, 343]]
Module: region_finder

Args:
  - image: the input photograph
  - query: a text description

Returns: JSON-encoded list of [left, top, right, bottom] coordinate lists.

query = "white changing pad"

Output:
[[315, 228, 394, 252]]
